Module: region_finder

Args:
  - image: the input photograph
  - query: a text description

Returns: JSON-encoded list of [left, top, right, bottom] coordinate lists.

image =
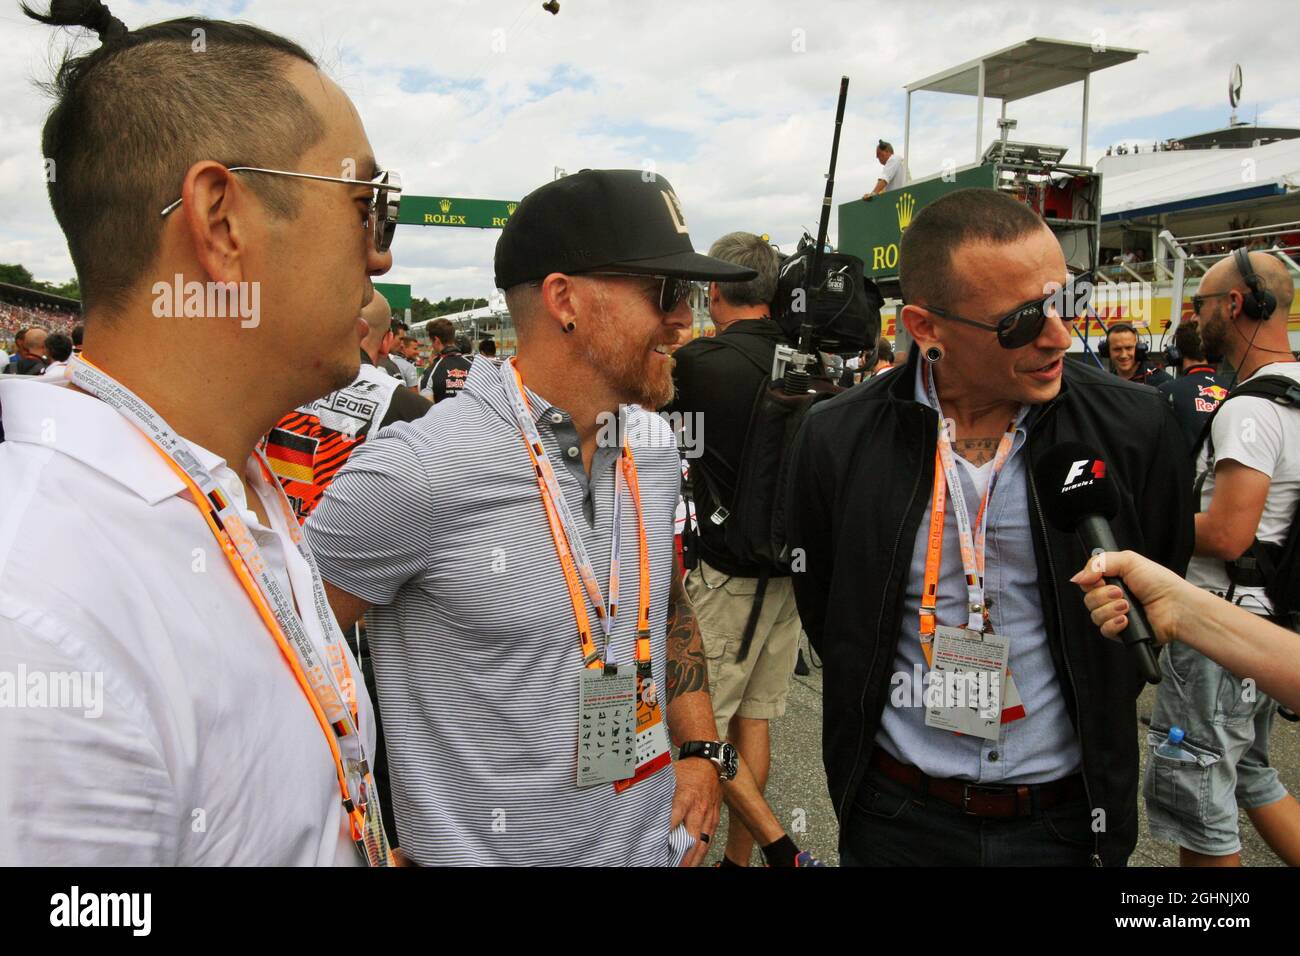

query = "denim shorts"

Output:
[[1145, 636, 1289, 856]]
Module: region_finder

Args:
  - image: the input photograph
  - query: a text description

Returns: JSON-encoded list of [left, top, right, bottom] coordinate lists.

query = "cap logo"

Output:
[[661, 190, 689, 235]]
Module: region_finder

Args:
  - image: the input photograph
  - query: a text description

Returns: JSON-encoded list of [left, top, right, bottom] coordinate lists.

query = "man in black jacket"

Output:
[[786, 188, 1193, 866]]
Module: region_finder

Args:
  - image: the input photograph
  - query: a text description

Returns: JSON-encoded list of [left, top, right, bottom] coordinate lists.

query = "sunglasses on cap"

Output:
[[580, 272, 695, 314], [920, 273, 1093, 350]]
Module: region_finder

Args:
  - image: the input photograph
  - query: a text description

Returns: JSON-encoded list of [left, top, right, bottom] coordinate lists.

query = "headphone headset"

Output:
[[1164, 334, 1181, 367], [1232, 247, 1277, 321], [1098, 322, 1149, 361]]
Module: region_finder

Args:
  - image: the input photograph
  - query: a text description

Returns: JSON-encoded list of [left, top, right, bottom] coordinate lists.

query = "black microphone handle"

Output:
[[1075, 516, 1162, 685]]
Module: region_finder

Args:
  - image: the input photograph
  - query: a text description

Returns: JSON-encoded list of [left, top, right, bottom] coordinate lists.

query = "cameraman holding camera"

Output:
[[666, 232, 807, 867]]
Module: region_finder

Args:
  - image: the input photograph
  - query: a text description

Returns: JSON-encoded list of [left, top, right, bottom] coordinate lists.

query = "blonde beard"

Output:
[[580, 286, 676, 409]]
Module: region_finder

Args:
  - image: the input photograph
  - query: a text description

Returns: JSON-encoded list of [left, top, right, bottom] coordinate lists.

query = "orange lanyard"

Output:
[[503, 361, 652, 673], [68, 355, 392, 866], [918, 363, 1018, 656]]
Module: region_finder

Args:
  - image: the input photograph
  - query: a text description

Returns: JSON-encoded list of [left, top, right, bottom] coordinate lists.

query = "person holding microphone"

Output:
[[1072, 551, 1300, 717]]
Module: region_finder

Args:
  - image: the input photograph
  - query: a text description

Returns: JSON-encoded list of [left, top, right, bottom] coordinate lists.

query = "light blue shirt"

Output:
[[876, 363, 1083, 784]]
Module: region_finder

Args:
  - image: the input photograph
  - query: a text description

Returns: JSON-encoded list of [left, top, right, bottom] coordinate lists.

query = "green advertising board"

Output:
[[398, 196, 519, 229], [838, 165, 995, 280], [373, 282, 411, 311]]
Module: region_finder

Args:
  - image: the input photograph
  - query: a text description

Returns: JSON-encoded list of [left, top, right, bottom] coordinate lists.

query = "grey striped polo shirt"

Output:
[[304, 358, 685, 865]]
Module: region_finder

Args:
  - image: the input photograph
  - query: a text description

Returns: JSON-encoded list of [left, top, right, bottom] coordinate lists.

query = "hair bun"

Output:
[[21, 0, 129, 42]]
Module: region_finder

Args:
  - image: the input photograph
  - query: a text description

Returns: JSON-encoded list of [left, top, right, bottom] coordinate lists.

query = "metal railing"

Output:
[[1158, 220, 1300, 344]]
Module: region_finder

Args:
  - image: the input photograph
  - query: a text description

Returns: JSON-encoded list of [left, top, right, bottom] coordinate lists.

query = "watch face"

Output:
[[719, 743, 739, 779]]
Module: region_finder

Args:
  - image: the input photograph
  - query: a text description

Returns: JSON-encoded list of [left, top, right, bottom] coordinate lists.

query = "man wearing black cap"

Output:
[[305, 169, 755, 865]]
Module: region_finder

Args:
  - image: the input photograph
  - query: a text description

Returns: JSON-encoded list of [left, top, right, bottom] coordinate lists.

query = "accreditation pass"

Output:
[[924, 625, 1008, 742], [577, 664, 637, 787]]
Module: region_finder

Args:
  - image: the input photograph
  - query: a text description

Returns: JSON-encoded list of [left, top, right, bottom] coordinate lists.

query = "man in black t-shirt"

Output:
[[1157, 323, 1225, 455], [665, 231, 805, 867]]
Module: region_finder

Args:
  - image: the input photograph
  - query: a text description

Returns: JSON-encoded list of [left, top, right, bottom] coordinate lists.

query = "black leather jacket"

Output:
[[786, 348, 1193, 865]]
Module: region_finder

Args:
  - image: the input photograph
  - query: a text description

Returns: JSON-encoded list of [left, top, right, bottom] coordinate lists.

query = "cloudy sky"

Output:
[[1, 0, 1295, 301]]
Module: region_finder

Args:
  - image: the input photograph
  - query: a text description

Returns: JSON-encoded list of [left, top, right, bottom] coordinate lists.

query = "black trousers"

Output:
[[839, 767, 1102, 866]]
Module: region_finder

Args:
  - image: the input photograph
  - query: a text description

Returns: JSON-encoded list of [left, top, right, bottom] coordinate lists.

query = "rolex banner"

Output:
[[398, 196, 520, 229], [838, 165, 995, 280]]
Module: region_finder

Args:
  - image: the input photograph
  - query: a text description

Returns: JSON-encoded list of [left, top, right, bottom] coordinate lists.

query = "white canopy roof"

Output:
[[906, 38, 1144, 102], [1100, 137, 1300, 221]]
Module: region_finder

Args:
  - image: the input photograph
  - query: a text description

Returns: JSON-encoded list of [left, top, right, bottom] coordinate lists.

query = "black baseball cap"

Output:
[[494, 169, 757, 290]]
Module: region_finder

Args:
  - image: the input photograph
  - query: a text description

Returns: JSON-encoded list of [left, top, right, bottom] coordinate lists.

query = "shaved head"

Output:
[[360, 291, 392, 357], [23, 328, 48, 359], [1197, 250, 1295, 367], [1202, 250, 1294, 315]]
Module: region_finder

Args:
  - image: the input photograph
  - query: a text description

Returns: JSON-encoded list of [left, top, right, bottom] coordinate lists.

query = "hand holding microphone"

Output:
[[1069, 550, 1185, 645], [1033, 442, 1163, 685]]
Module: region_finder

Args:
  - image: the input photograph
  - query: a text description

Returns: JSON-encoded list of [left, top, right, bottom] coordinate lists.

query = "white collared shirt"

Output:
[[39, 360, 71, 383], [0, 378, 374, 865], [881, 152, 908, 191]]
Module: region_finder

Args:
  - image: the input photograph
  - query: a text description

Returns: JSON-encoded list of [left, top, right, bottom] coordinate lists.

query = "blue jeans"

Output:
[[840, 767, 1099, 866]]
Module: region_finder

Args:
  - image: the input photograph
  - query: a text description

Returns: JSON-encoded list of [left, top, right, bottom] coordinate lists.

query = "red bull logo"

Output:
[[1199, 384, 1228, 401]]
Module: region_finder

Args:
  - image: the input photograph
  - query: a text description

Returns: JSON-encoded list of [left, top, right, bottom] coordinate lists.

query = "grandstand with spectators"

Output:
[[0, 281, 81, 354]]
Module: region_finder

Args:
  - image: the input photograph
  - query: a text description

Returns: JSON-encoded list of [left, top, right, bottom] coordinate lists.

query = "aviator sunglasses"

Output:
[[919, 272, 1093, 349]]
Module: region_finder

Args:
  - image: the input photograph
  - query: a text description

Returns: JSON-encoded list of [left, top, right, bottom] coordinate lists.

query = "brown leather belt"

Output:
[[868, 748, 1086, 818]]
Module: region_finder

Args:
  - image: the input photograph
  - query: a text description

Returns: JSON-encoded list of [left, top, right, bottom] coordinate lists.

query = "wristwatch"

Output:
[[679, 740, 739, 781]]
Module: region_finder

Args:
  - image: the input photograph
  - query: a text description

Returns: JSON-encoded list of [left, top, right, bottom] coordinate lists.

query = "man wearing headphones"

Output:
[[1156, 323, 1225, 455], [1146, 249, 1300, 867], [1101, 321, 1170, 387]]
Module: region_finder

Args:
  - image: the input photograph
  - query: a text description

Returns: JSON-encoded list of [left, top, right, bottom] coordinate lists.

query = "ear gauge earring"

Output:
[[924, 345, 944, 363], [564, 321, 576, 333]]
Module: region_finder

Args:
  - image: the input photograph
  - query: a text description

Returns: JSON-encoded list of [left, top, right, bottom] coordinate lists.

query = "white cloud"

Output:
[[1, 0, 1294, 298]]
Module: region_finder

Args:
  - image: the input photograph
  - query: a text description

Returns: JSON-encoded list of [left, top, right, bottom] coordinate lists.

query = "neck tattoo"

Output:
[[953, 437, 998, 466]]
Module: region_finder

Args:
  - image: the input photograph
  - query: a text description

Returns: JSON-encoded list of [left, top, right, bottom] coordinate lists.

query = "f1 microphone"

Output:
[[1034, 441, 1162, 685]]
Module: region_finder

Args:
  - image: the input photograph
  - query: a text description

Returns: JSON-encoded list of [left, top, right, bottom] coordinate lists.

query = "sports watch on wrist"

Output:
[[678, 740, 739, 780]]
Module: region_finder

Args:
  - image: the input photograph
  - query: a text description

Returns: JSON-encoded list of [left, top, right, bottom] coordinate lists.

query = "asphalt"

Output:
[[704, 637, 1299, 866]]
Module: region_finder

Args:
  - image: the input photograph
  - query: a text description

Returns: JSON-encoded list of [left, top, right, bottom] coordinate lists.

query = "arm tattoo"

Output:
[[953, 437, 998, 466], [665, 573, 707, 705]]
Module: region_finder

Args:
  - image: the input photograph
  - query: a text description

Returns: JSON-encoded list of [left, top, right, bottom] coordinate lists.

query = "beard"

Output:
[[1199, 309, 1230, 359], [581, 310, 677, 410]]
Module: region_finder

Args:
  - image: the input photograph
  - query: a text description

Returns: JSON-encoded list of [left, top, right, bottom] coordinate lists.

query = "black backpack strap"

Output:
[[1226, 374, 1300, 406], [735, 572, 769, 663], [1197, 375, 1300, 602], [1193, 374, 1300, 479], [684, 335, 772, 520]]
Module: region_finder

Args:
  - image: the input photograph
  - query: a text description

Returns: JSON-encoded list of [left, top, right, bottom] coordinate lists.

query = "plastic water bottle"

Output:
[[1155, 726, 1196, 761]]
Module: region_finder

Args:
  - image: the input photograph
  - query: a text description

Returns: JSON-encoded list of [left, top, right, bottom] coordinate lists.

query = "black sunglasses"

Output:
[[922, 274, 1093, 350], [581, 272, 695, 314], [1191, 291, 1230, 315]]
